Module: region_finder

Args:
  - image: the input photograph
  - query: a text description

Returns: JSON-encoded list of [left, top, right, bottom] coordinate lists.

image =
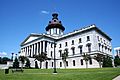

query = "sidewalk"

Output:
[[113, 75, 120, 80]]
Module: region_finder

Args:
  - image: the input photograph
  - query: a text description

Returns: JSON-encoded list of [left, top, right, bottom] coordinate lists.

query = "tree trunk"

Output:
[[99, 61, 101, 68], [40, 61, 42, 69], [85, 61, 88, 68], [63, 61, 66, 69], [21, 63, 23, 70]]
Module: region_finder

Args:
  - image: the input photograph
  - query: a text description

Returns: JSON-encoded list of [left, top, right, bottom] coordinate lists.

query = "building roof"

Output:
[[58, 24, 112, 41], [45, 13, 65, 31], [21, 24, 112, 46]]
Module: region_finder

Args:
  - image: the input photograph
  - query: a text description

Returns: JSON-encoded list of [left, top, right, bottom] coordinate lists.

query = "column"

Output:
[[35, 43, 37, 55], [39, 41, 41, 54], [43, 41, 45, 52], [47, 42, 49, 55], [28, 46, 29, 56], [32, 44, 34, 57], [41, 41, 43, 53], [31, 45, 33, 57], [29, 45, 32, 57], [37, 42, 39, 55], [25, 47, 26, 56], [33, 43, 36, 56]]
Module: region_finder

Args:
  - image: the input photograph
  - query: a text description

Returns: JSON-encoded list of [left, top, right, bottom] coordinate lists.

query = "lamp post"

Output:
[[53, 41, 57, 73]]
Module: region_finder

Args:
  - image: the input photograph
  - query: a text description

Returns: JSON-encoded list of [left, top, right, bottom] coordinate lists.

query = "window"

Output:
[[73, 60, 75, 66], [59, 44, 62, 48], [65, 42, 68, 46], [51, 51, 53, 57], [50, 29, 51, 34], [79, 46, 82, 54], [59, 50, 62, 57], [100, 38, 102, 43], [60, 62, 62, 67], [97, 36, 99, 41], [72, 40, 74, 45], [88, 44, 91, 53], [66, 61, 68, 66], [104, 40, 106, 44], [98, 43, 101, 51], [81, 59, 83, 65], [54, 28, 57, 34], [102, 45, 104, 52], [52, 62, 53, 67], [89, 58, 92, 65], [64, 49, 68, 55], [87, 36, 90, 41], [71, 47, 75, 55], [54, 20, 56, 22], [79, 38, 82, 43]]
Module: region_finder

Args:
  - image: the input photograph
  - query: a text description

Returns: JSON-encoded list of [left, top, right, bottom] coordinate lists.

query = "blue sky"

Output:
[[0, 0, 120, 58]]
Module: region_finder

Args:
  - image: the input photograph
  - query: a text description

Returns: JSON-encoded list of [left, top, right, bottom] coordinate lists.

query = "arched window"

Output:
[[73, 60, 75, 66], [81, 59, 83, 65], [60, 62, 62, 67], [89, 58, 92, 65]]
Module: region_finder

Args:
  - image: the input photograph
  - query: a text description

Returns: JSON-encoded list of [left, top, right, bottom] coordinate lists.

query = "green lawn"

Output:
[[0, 68, 120, 80]]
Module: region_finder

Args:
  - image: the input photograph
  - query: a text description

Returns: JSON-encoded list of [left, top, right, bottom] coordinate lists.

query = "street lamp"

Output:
[[53, 41, 57, 73]]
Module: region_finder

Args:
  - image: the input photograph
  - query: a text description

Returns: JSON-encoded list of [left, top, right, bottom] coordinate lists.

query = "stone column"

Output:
[[43, 41, 45, 52], [32, 44, 34, 57], [28, 46, 29, 56], [39, 41, 41, 54], [33, 43, 35, 56], [37, 42, 39, 55]]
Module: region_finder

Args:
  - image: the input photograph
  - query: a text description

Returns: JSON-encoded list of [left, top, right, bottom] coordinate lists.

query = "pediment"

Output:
[[21, 34, 42, 46]]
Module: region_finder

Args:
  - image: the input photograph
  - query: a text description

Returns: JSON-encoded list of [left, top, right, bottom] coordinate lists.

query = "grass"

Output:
[[0, 68, 120, 80]]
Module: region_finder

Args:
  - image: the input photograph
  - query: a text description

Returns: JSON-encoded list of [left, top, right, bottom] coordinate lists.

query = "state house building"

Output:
[[20, 13, 112, 68]]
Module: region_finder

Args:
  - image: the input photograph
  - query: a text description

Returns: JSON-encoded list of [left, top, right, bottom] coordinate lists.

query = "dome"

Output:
[[45, 13, 65, 31]]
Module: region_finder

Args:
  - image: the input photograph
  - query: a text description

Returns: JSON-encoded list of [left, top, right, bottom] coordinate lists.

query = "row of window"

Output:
[[51, 59, 92, 67], [50, 44, 91, 57], [97, 36, 110, 46], [59, 36, 90, 48], [50, 36, 90, 48]]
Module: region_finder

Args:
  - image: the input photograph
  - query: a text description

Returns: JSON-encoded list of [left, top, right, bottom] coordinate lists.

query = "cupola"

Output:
[[46, 13, 65, 36]]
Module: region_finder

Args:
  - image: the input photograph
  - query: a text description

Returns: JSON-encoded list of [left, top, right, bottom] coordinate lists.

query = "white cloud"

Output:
[[41, 10, 49, 14], [0, 52, 7, 56]]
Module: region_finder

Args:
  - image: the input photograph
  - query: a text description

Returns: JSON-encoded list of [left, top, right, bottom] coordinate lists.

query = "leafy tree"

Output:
[[114, 55, 120, 67], [82, 53, 91, 68], [19, 56, 27, 69], [1, 57, 10, 64], [0, 57, 2, 64], [93, 53, 104, 68], [13, 57, 19, 68], [35, 52, 48, 69], [103, 55, 112, 67], [62, 50, 68, 69], [25, 58, 31, 68]]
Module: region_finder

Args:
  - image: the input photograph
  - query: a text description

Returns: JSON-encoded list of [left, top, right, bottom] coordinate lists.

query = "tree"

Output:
[[93, 53, 104, 68], [62, 50, 68, 69], [35, 52, 48, 69], [1, 57, 10, 64], [114, 55, 120, 67], [19, 56, 27, 69], [25, 58, 31, 68], [82, 53, 91, 68], [13, 57, 19, 68], [103, 55, 112, 67]]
